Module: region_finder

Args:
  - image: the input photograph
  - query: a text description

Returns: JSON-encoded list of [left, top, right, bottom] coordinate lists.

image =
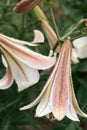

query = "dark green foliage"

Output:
[[0, 0, 87, 130]]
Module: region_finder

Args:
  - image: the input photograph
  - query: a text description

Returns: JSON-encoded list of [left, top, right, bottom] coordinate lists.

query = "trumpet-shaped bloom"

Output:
[[72, 36, 87, 59], [20, 39, 87, 121], [0, 30, 56, 91], [13, 0, 41, 13]]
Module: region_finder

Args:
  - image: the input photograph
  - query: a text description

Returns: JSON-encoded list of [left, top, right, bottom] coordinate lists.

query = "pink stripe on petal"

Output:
[[50, 39, 72, 121], [0, 30, 44, 46], [1, 48, 39, 91], [0, 35, 56, 70], [0, 65, 13, 89]]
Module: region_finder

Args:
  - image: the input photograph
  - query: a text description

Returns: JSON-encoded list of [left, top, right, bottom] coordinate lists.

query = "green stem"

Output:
[[61, 19, 85, 40], [0, 98, 20, 112], [53, 19, 86, 51], [6, 0, 11, 6], [52, 41, 61, 51], [22, 14, 27, 30], [71, 32, 87, 41], [24, 14, 27, 29], [1, 115, 11, 130], [33, 6, 47, 20], [50, 7, 60, 40]]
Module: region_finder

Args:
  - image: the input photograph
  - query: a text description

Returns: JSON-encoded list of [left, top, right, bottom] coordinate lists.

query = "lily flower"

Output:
[[72, 36, 87, 59], [0, 30, 56, 91], [20, 38, 87, 121], [13, 0, 41, 13]]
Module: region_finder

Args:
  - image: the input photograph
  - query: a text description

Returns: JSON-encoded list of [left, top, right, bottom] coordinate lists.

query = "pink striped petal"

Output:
[[31, 30, 44, 44], [66, 102, 79, 121], [66, 79, 79, 121], [1, 48, 39, 91], [50, 39, 72, 121], [35, 79, 53, 117], [0, 61, 13, 89], [0, 30, 44, 46], [70, 78, 87, 118], [0, 35, 56, 70], [20, 61, 56, 110]]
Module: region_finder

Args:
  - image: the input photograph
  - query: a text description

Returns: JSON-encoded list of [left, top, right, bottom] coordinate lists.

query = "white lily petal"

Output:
[[20, 64, 55, 110], [0, 36, 56, 70], [20, 83, 48, 110], [0, 64, 13, 89], [16, 65, 40, 92], [0, 33, 34, 46], [73, 36, 87, 49], [66, 102, 79, 121], [65, 78, 79, 121], [35, 79, 53, 117], [71, 48, 79, 64], [31, 30, 44, 44], [70, 78, 87, 118], [75, 48, 87, 59], [73, 36, 87, 59], [0, 30, 44, 46], [1, 55, 8, 67], [36, 102, 51, 117], [1, 48, 39, 91]]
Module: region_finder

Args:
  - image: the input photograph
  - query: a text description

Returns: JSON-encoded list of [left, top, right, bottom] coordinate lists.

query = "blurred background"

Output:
[[0, 0, 87, 130]]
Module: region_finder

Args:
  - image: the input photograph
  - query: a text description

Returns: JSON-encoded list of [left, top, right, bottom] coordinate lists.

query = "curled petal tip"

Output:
[[33, 30, 44, 43], [19, 107, 25, 111], [19, 104, 32, 110], [19, 101, 36, 110]]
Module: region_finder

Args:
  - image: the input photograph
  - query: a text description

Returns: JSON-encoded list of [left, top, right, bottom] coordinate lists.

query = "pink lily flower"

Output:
[[13, 0, 41, 13], [0, 30, 56, 91], [20, 38, 87, 121]]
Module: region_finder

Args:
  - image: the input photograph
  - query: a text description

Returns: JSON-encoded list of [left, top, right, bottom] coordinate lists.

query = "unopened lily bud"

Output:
[[33, 6, 47, 20], [33, 6, 61, 52], [40, 19, 58, 49], [13, 0, 41, 13]]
